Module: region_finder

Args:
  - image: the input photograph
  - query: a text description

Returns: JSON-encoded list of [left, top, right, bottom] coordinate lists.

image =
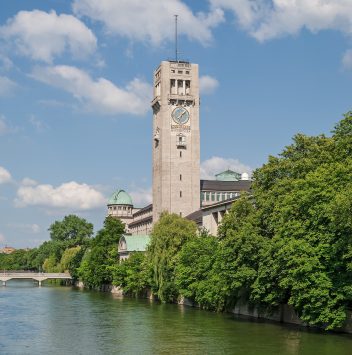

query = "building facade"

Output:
[[152, 61, 200, 222], [107, 60, 251, 238]]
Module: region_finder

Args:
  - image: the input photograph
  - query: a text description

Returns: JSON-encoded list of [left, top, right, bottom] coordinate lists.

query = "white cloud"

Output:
[[199, 75, 219, 95], [129, 187, 152, 207], [342, 49, 352, 70], [21, 177, 38, 186], [0, 76, 17, 96], [15, 180, 106, 210], [0, 10, 97, 62], [0, 166, 11, 184], [211, 0, 352, 42], [73, 0, 224, 46], [30, 65, 151, 115], [200, 156, 252, 180]]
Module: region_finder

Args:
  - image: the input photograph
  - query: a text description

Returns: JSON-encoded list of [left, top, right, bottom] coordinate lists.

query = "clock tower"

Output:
[[152, 60, 200, 223]]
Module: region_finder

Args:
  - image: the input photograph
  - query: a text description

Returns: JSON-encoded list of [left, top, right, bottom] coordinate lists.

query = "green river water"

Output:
[[1, 281, 352, 354]]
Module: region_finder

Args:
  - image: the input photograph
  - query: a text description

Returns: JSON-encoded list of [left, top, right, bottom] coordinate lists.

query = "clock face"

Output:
[[171, 107, 189, 125]]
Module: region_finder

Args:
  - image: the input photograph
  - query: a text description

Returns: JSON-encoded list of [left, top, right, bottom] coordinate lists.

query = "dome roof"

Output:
[[108, 189, 133, 206]]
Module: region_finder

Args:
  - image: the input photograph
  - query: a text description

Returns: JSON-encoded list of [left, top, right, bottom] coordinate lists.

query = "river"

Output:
[[1, 281, 352, 354]]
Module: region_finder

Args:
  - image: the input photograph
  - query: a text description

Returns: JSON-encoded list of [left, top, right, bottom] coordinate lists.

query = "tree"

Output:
[[147, 212, 197, 302], [175, 235, 218, 303], [113, 252, 149, 296], [48, 215, 93, 246], [78, 216, 124, 288], [247, 112, 352, 329], [59, 246, 84, 279]]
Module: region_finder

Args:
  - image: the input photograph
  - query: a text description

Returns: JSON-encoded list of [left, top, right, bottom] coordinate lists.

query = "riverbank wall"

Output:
[[75, 281, 352, 333]]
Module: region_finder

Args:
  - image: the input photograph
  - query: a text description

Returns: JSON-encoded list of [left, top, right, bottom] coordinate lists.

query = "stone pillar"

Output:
[[2, 281, 6, 287]]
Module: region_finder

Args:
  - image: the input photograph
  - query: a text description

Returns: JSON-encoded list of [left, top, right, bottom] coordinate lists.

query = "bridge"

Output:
[[0, 272, 72, 286]]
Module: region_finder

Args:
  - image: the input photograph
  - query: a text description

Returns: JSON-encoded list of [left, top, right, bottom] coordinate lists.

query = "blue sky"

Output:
[[1, 0, 351, 248]]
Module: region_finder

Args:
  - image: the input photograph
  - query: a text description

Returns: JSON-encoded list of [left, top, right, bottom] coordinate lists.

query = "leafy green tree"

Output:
[[43, 255, 59, 272], [78, 216, 124, 288], [59, 246, 84, 279], [237, 112, 352, 329], [175, 235, 218, 303], [78, 246, 118, 288], [0, 249, 32, 270], [93, 216, 125, 247], [113, 252, 149, 296], [49, 214, 93, 246], [148, 212, 197, 302]]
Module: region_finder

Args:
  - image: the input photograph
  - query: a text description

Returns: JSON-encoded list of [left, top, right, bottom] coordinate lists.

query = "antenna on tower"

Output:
[[174, 14, 178, 62]]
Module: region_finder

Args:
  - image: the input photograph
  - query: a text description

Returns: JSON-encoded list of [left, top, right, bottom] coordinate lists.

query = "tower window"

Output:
[[180, 151, 182, 157], [179, 212, 182, 217], [185, 80, 190, 95], [170, 79, 176, 94], [177, 134, 186, 148], [180, 191, 182, 197], [180, 174, 182, 181]]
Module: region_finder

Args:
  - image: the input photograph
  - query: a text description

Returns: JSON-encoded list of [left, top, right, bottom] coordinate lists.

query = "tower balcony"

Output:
[[176, 141, 187, 148], [168, 93, 194, 101]]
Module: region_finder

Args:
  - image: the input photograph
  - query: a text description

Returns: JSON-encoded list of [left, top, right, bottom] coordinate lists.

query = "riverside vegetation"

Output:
[[2, 112, 352, 331]]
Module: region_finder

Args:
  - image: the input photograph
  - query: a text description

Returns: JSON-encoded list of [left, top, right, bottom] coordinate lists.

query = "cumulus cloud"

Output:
[[73, 0, 224, 46], [199, 75, 219, 95], [0, 10, 97, 62], [15, 180, 106, 210], [129, 187, 152, 207], [0, 166, 11, 184], [211, 0, 352, 42], [30, 65, 151, 115], [0, 76, 17, 96], [200, 156, 252, 180]]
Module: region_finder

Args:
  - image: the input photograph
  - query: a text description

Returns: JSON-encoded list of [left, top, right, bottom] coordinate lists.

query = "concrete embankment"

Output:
[[74, 281, 352, 334]]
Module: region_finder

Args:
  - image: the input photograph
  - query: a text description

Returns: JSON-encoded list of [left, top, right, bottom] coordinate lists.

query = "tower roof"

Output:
[[108, 189, 133, 206]]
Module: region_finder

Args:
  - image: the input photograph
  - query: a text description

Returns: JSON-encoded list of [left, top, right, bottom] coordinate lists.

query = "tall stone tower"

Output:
[[152, 60, 200, 223]]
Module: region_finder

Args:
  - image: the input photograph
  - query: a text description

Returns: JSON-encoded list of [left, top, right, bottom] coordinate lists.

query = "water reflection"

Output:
[[0, 282, 351, 354]]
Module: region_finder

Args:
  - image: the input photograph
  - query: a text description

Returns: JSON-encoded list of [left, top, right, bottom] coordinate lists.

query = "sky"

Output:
[[1, 0, 352, 248]]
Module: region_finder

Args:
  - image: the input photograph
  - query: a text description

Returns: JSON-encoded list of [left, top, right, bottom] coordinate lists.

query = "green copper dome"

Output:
[[108, 189, 133, 206]]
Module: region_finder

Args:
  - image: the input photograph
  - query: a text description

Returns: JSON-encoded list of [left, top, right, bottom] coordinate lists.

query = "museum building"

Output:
[[107, 60, 251, 256]]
